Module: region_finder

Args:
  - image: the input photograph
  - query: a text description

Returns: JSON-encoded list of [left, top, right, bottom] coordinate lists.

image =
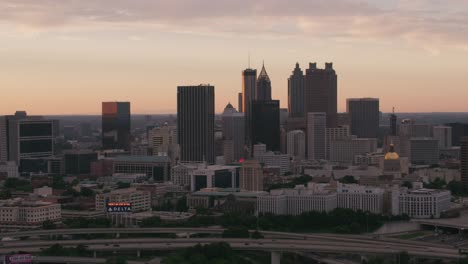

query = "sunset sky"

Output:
[[1, 0, 467, 115]]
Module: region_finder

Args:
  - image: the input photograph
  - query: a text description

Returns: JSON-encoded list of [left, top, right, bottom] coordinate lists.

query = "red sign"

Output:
[[4, 254, 33, 264]]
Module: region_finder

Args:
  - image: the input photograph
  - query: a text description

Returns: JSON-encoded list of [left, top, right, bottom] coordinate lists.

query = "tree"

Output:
[[339, 176, 358, 184], [116, 182, 131, 189], [176, 196, 188, 212], [398, 251, 410, 264], [80, 187, 94, 197], [0, 189, 12, 199], [140, 216, 162, 227], [42, 220, 57, 230], [106, 256, 127, 264], [222, 227, 250, 238], [402, 181, 413, 189], [251, 230, 264, 239]]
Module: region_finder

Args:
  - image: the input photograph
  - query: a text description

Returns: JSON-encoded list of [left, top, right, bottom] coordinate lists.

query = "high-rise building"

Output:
[[287, 130, 306, 160], [326, 126, 350, 159], [288, 63, 305, 118], [0, 112, 58, 172], [390, 109, 397, 136], [148, 125, 179, 162], [240, 159, 263, 191], [445, 123, 468, 146], [238, 93, 243, 113], [461, 137, 468, 188], [304, 63, 337, 128], [222, 103, 245, 163], [102, 102, 131, 151], [63, 150, 98, 175], [307, 112, 327, 160], [346, 98, 379, 138], [433, 126, 452, 149], [242, 68, 257, 148], [329, 137, 377, 164], [409, 138, 439, 165], [177, 85, 215, 164], [256, 64, 271, 101], [251, 100, 280, 152]]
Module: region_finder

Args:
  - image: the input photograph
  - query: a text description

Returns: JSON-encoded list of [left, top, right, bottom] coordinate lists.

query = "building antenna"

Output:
[[392, 106, 395, 114]]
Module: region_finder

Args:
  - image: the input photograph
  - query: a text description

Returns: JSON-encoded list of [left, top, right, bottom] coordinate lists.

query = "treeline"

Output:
[[162, 242, 253, 264], [140, 208, 408, 234]]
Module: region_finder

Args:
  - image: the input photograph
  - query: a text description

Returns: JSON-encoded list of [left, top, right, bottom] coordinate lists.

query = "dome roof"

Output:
[[384, 144, 400, 160]]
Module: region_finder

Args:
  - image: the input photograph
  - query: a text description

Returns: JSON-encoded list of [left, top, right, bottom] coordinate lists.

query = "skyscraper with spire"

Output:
[[256, 63, 271, 101]]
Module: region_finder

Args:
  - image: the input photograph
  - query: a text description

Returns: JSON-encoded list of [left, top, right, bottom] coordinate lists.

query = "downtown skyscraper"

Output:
[[288, 63, 305, 118], [242, 68, 257, 148], [304, 63, 338, 128], [347, 98, 380, 138], [177, 85, 215, 164], [102, 102, 131, 151]]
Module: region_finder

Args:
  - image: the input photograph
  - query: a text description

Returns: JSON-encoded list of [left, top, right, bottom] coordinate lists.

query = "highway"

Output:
[[0, 236, 462, 259]]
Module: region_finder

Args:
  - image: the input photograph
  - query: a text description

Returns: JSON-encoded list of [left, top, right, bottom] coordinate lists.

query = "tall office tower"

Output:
[[0, 116, 7, 162], [0, 111, 58, 172], [433, 126, 452, 149], [287, 130, 306, 160], [177, 85, 215, 164], [242, 68, 257, 148], [390, 109, 397, 136], [409, 138, 439, 165], [346, 98, 379, 138], [445, 123, 468, 146], [288, 63, 305, 118], [240, 159, 264, 191], [238, 93, 243, 113], [102, 102, 131, 151], [326, 126, 350, 159], [251, 100, 280, 152], [461, 137, 468, 188], [307, 112, 327, 160], [304, 63, 337, 128], [222, 103, 245, 163], [256, 64, 272, 101]]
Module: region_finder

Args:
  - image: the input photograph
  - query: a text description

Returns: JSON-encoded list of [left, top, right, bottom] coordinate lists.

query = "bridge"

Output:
[[0, 228, 463, 263]]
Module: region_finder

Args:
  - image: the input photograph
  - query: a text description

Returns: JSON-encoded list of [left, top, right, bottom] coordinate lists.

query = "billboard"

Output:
[[106, 202, 132, 213], [4, 254, 33, 264]]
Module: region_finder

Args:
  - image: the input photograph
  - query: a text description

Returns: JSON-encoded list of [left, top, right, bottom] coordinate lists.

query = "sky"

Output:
[[0, 0, 468, 115]]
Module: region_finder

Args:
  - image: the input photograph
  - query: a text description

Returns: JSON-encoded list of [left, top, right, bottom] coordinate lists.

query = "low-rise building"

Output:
[[337, 183, 384, 214], [392, 187, 451, 219], [0, 198, 61, 227], [257, 183, 337, 215], [95, 188, 151, 213]]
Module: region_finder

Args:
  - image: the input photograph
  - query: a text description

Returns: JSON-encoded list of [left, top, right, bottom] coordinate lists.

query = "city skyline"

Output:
[[1, 0, 468, 115]]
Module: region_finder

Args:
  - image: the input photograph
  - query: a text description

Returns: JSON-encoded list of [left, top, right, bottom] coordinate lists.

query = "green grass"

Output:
[[395, 231, 427, 240]]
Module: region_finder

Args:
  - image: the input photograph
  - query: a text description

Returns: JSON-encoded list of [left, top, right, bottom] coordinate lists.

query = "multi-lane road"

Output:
[[0, 228, 463, 260]]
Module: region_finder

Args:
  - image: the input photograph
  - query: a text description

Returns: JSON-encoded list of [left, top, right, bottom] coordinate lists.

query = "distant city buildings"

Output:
[[102, 102, 131, 151], [177, 85, 215, 164], [287, 130, 306, 160], [189, 165, 239, 191], [433, 126, 452, 149], [239, 159, 263, 192], [409, 138, 439, 165], [251, 100, 280, 152]]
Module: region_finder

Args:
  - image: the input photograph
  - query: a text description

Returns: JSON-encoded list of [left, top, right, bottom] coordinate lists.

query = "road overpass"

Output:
[[0, 236, 462, 262]]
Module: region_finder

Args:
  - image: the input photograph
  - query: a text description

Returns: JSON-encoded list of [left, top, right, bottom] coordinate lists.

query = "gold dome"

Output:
[[384, 144, 400, 160]]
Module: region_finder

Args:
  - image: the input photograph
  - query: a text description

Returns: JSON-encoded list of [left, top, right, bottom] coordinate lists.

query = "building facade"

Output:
[[287, 130, 306, 160], [222, 103, 245, 163], [0, 198, 61, 226], [239, 159, 263, 191], [304, 63, 338, 128], [177, 85, 215, 164], [95, 188, 151, 213], [461, 137, 468, 188], [329, 137, 378, 164], [288, 63, 305, 118], [112, 155, 171, 182], [307, 112, 327, 160], [433, 126, 452, 149], [102, 102, 131, 151], [392, 188, 451, 219], [337, 183, 384, 214], [251, 100, 280, 152], [346, 98, 379, 138], [409, 138, 439, 165]]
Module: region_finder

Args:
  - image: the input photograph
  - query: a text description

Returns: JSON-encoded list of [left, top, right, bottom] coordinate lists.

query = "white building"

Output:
[[0, 198, 61, 226], [337, 183, 384, 214], [433, 126, 452, 149], [0, 161, 19, 178], [95, 188, 151, 213], [148, 125, 179, 161], [257, 183, 337, 215], [307, 112, 327, 160], [392, 188, 451, 219], [287, 130, 306, 160], [329, 137, 378, 164]]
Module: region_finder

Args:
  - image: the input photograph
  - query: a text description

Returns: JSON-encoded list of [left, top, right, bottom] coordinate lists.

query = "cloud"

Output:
[[0, 0, 467, 51]]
